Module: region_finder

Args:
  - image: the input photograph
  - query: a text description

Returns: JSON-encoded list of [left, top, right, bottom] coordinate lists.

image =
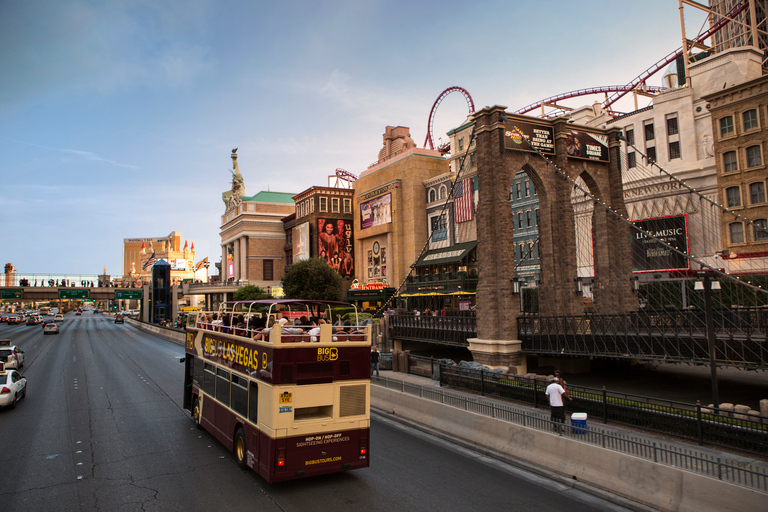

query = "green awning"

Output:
[[414, 241, 477, 267]]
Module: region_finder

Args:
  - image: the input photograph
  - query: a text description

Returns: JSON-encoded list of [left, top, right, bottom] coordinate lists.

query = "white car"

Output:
[[54, 314, 64, 322], [0, 341, 24, 369], [43, 323, 60, 335], [0, 368, 27, 409]]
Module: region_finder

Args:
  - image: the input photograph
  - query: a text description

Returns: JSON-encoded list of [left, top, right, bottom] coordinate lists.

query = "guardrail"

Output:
[[372, 375, 768, 494]]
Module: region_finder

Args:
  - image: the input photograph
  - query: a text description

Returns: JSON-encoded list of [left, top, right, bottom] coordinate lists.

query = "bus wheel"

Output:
[[234, 428, 247, 469], [192, 398, 202, 430]]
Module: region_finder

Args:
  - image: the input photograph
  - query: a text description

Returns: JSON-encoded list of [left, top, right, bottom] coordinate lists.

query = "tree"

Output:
[[233, 284, 269, 301], [281, 258, 343, 301]]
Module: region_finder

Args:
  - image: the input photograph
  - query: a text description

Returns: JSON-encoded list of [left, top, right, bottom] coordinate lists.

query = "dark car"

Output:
[[26, 316, 41, 326], [114, 314, 124, 324]]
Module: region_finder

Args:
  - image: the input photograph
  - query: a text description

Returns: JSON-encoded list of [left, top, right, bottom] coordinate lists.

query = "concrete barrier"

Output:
[[371, 385, 766, 512], [125, 317, 185, 345]]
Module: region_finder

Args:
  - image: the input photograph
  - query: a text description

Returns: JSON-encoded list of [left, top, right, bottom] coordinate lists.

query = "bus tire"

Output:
[[192, 397, 202, 430], [234, 428, 247, 469]]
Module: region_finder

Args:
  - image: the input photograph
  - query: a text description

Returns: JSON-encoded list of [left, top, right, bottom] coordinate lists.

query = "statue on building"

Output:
[[222, 148, 245, 210]]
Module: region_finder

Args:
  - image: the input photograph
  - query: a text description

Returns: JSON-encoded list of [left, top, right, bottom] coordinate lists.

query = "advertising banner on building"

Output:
[[564, 130, 609, 162], [293, 223, 310, 262], [170, 259, 187, 270], [502, 120, 555, 154], [318, 218, 354, 278], [360, 193, 392, 229], [631, 215, 689, 272]]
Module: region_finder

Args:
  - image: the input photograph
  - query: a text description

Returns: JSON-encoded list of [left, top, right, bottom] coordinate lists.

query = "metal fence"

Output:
[[439, 365, 768, 456], [373, 375, 768, 493]]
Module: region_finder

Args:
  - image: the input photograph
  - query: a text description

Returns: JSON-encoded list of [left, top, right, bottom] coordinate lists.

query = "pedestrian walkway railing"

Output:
[[372, 375, 768, 493]]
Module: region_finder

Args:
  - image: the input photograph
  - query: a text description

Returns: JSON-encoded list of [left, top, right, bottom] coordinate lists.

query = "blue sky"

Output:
[[0, 0, 705, 277]]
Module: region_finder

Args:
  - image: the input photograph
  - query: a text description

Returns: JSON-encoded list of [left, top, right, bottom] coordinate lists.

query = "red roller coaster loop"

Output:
[[335, 168, 357, 181], [424, 87, 475, 150]]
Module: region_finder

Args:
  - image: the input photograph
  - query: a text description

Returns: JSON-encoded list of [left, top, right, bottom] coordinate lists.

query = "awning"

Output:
[[414, 241, 477, 267], [400, 291, 476, 297]]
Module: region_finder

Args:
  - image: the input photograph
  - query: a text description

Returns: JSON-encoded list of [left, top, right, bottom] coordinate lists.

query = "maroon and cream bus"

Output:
[[182, 299, 370, 483]]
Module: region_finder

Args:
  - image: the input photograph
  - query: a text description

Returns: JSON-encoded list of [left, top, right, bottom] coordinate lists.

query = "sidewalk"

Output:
[[372, 369, 768, 475]]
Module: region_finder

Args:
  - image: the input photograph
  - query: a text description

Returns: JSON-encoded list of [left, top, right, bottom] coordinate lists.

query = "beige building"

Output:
[[353, 126, 449, 293], [219, 149, 296, 289], [122, 231, 197, 286]]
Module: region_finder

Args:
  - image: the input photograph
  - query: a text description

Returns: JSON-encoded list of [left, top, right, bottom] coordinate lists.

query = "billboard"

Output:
[[360, 193, 392, 229], [503, 120, 555, 154], [564, 130, 609, 162], [318, 218, 354, 278], [293, 223, 310, 262], [170, 259, 187, 270], [631, 215, 690, 272]]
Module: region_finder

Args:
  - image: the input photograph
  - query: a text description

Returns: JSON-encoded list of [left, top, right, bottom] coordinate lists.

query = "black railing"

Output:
[[519, 309, 768, 369], [438, 364, 768, 456], [404, 275, 478, 295], [389, 314, 476, 346]]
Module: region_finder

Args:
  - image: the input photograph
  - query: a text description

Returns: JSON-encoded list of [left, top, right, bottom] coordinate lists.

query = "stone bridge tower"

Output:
[[469, 106, 636, 372]]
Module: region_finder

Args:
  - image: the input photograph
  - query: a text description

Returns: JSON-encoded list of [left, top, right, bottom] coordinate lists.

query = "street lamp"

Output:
[[694, 271, 720, 411]]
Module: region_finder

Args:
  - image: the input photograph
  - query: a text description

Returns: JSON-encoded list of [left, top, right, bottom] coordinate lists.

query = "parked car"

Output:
[[0, 341, 24, 369], [114, 314, 124, 324], [43, 323, 60, 335], [0, 368, 27, 409]]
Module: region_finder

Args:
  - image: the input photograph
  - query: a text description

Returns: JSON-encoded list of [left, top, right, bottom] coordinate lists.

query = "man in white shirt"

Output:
[[545, 377, 572, 435]]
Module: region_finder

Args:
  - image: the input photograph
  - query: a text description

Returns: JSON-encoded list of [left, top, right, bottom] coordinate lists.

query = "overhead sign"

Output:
[[1, 290, 22, 299], [631, 215, 690, 272], [60, 289, 90, 299], [503, 120, 555, 154], [116, 290, 142, 299]]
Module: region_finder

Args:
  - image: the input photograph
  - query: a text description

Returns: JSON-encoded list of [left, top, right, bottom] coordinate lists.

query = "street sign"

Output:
[[59, 289, 89, 299], [115, 290, 142, 299], [1, 289, 23, 299]]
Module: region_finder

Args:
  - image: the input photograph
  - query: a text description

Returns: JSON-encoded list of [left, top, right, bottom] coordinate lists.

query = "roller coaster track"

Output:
[[424, 86, 475, 150], [515, 85, 667, 117]]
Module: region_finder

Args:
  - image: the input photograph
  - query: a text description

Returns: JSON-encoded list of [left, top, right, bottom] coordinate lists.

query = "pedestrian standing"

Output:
[[545, 376, 571, 435], [370, 346, 380, 377]]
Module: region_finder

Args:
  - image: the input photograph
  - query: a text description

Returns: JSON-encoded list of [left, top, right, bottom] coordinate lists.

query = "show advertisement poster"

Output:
[[631, 215, 689, 272], [564, 130, 609, 162], [360, 193, 392, 229], [502, 120, 555, 154], [318, 218, 354, 278], [293, 223, 309, 262]]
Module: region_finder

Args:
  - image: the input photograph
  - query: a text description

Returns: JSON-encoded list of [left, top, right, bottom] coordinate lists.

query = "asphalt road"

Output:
[[0, 313, 633, 511]]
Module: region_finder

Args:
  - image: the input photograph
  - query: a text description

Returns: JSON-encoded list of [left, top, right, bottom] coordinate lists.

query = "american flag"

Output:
[[142, 252, 157, 271], [454, 178, 474, 223]]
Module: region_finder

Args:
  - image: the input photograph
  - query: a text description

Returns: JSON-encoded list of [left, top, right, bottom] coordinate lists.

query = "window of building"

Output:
[[628, 152, 637, 168], [439, 185, 447, 200], [669, 141, 681, 160], [519, 244, 525, 260], [750, 182, 766, 204], [534, 208, 539, 226], [666, 116, 679, 136], [319, 197, 327, 212], [644, 122, 654, 141], [743, 109, 759, 131], [723, 151, 738, 173], [524, 181, 530, 197], [470, 152, 477, 168], [516, 183, 521, 199], [719, 116, 734, 138], [343, 198, 351, 213], [526, 210, 532, 227], [754, 219, 768, 241], [331, 197, 339, 212], [263, 259, 273, 281], [625, 128, 635, 146], [726, 186, 742, 207], [430, 215, 447, 241], [458, 137, 464, 152], [310, 197, 315, 213], [646, 146, 656, 162], [729, 222, 744, 243], [517, 212, 523, 229], [746, 145, 763, 168], [429, 189, 436, 202]]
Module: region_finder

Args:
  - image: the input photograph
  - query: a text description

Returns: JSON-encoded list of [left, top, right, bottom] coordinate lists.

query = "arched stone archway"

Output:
[[469, 106, 635, 371]]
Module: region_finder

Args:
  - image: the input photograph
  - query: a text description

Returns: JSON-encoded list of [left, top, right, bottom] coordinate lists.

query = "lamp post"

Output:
[[695, 271, 720, 411]]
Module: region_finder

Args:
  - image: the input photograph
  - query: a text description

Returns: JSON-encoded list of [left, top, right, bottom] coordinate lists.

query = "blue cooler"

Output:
[[571, 413, 587, 434]]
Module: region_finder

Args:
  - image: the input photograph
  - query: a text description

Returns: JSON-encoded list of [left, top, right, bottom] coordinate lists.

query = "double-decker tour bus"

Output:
[[182, 299, 370, 483]]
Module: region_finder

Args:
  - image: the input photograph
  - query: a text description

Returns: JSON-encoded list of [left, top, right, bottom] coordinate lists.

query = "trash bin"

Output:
[[571, 412, 587, 434]]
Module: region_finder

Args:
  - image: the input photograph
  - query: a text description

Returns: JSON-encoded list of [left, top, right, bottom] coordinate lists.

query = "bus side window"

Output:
[[216, 368, 231, 406], [203, 363, 216, 396], [231, 374, 248, 417], [248, 381, 259, 424], [193, 356, 203, 387]]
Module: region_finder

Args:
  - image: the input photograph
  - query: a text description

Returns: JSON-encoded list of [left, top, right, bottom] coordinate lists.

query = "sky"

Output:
[[0, 0, 709, 278]]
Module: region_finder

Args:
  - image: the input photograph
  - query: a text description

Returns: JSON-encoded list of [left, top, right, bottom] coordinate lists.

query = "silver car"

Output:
[[43, 322, 60, 335]]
